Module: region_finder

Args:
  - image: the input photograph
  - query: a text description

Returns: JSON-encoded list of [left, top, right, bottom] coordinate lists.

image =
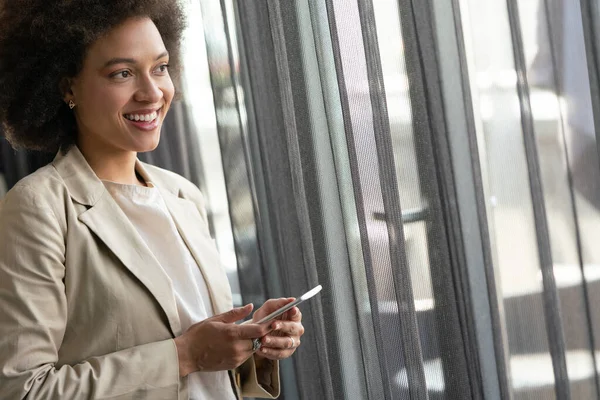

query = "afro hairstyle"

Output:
[[0, 0, 186, 153]]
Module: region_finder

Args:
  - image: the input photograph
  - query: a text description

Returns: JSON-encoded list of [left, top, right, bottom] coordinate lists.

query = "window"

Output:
[[4, 0, 600, 398]]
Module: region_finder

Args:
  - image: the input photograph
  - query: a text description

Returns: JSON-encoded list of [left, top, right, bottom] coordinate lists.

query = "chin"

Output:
[[132, 132, 161, 153]]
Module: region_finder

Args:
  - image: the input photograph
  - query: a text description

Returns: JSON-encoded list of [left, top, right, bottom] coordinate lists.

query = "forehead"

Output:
[[86, 17, 167, 65]]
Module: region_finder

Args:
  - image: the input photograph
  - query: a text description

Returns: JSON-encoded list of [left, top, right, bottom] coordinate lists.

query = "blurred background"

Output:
[[3, 0, 600, 398]]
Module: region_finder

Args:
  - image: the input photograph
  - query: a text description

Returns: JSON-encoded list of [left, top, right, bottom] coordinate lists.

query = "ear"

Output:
[[59, 77, 75, 103]]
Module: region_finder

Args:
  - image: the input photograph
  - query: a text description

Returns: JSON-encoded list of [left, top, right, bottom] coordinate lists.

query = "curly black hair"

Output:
[[0, 0, 186, 153]]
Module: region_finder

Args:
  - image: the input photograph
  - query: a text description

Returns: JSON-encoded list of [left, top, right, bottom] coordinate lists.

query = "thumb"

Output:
[[213, 304, 254, 323]]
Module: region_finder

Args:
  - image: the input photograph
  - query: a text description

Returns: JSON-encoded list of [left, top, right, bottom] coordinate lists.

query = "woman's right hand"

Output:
[[174, 304, 276, 377]]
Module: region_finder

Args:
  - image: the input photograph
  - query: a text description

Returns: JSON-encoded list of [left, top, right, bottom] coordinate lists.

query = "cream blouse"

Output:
[[103, 180, 236, 400]]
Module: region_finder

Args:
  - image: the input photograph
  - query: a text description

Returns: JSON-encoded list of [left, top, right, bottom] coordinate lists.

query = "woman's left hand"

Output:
[[251, 298, 305, 360]]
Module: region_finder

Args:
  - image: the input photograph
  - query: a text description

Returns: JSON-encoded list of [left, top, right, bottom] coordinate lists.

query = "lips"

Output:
[[123, 108, 162, 131]]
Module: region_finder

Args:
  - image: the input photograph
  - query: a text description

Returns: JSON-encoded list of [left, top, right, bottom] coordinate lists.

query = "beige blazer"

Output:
[[0, 146, 279, 399]]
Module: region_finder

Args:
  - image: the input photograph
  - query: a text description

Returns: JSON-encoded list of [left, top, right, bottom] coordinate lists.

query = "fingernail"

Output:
[[265, 337, 271, 344], [261, 348, 267, 353]]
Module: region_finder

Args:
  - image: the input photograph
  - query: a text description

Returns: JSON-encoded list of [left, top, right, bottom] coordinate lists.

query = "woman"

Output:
[[0, 1, 304, 399]]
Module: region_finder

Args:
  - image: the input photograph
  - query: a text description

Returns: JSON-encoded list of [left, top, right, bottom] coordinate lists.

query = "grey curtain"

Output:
[[5, 1, 600, 398]]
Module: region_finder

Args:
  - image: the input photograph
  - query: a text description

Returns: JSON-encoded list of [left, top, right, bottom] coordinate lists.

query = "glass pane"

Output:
[[197, 0, 269, 307], [179, 0, 242, 305], [373, 0, 471, 398], [295, 0, 376, 398], [518, 0, 598, 397], [327, 0, 427, 397], [371, 0, 438, 393], [458, 0, 556, 398], [583, 0, 600, 390]]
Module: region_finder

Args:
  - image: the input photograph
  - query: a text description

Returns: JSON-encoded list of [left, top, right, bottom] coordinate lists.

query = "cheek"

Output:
[[163, 79, 175, 104], [79, 82, 131, 120]]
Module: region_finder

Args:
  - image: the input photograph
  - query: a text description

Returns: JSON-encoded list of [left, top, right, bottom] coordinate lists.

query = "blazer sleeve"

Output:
[[179, 181, 281, 398], [236, 356, 280, 398], [0, 185, 181, 400]]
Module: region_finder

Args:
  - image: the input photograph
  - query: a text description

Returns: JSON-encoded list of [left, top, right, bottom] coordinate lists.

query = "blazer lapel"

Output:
[[53, 147, 182, 337], [159, 191, 233, 315], [78, 193, 182, 336]]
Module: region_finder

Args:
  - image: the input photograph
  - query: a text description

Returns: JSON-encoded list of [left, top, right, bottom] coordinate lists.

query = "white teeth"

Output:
[[124, 111, 158, 122]]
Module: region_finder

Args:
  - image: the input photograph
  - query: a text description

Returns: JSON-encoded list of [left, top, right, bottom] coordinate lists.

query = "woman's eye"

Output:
[[111, 70, 132, 79], [156, 64, 170, 74]]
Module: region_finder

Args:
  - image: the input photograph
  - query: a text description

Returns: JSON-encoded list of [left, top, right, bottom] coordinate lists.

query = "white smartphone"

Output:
[[242, 285, 323, 325]]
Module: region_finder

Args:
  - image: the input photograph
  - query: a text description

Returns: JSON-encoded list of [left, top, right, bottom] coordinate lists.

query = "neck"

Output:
[[77, 140, 144, 186]]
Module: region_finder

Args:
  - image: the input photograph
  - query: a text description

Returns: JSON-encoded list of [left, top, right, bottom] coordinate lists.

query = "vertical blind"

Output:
[[4, 0, 600, 399]]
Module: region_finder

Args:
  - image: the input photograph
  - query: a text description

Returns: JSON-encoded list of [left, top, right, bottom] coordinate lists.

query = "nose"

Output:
[[134, 75, 163, 103]]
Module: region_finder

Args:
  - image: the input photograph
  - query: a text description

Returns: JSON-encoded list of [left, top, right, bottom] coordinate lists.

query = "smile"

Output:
[[124, 110, 158, 122], [123, 108, 162, 131]]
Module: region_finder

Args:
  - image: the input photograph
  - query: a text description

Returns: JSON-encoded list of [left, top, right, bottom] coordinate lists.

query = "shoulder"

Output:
[[0, 164, 68, 234], [1, 164, 67, 211]]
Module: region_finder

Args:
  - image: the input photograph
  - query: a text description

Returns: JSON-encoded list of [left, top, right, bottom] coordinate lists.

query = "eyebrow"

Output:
[[102, 51, 169, 68]]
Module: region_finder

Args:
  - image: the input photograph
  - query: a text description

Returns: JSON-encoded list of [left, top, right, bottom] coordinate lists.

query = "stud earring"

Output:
[[68, 100, 76, 109]]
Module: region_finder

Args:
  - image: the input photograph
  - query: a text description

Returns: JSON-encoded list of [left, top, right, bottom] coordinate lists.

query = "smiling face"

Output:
[[67, 17, 174, 156]]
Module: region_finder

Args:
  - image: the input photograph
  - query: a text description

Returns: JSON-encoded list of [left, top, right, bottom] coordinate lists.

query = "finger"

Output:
[[256, 297, 295, 316], [262, 335, 299, 350], [235, 322, 275, 339], [270, 321, 304, 337], [258, 347, 294, 360], [282, 307, 302, 322], [213, 304, 253, 323], [292, 307, 302, 321], [246, 338, 261, 352]]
